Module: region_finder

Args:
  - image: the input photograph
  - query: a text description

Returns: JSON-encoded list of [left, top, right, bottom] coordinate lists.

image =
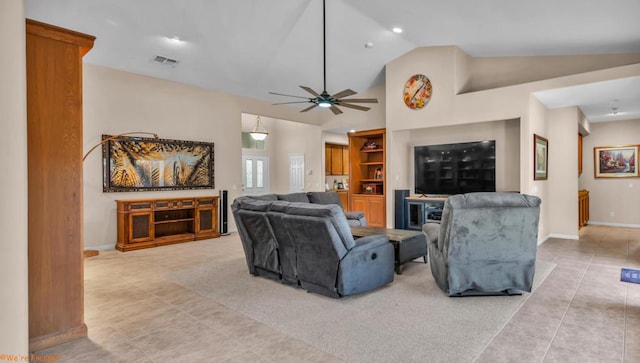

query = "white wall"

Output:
[[83, 64, 323, 249], [0, 0, 29, 355], [580, 118, 640, 226]]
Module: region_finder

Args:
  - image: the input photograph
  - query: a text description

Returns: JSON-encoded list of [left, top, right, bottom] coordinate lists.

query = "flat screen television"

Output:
[[414, 140, 495, 196]]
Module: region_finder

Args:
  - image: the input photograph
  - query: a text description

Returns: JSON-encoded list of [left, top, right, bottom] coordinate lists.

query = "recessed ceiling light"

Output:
[[349, 129, 356, 133], [364, 42, 374, 49], [167, 35, 183, 43], [392, 27, 403, 34]]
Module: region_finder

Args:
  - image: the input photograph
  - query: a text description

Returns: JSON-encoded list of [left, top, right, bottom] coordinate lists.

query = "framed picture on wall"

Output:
[[533, 134, 548, 180], [594, 145, 638, 178], [102, 135, 215, 192]]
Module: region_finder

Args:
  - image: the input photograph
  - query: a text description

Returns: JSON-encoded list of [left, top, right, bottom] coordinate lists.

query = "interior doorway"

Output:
[[242, 154, 269, 196], [289, 153, 305, 193]]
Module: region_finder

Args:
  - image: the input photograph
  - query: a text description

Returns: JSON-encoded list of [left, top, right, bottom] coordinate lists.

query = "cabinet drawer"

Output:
[[179, 199, 195, 208], [154, 200, 173, 210], [128, 202, 153, 211], [197, 198, 216, 206]]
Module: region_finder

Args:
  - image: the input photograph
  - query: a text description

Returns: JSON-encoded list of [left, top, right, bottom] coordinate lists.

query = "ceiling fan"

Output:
[[269, 0, 378, 115]]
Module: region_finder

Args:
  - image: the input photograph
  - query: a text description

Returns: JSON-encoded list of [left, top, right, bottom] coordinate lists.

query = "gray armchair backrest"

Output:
[[436, 192, 541, 295], [441, 192, 540, 257], [232, 197, 279, 277]]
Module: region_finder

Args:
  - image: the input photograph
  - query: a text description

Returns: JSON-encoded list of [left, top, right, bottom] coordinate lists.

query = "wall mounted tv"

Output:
[[414, 140, 496, 196]]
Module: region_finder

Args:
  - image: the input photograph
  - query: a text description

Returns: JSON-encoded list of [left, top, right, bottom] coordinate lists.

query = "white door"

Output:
[[289, 153, 305, 193], [242, 154, 269, 196]]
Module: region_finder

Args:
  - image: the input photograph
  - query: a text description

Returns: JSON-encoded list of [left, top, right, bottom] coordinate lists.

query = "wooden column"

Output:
[[26, 19, 94, 351]]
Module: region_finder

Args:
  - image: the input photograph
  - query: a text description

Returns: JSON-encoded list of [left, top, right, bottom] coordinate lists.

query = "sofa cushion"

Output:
[[240, 199, 272, 212], [277, 193, 310, 203], [252, 194, 278, 201], [307, 191, 341, 206]]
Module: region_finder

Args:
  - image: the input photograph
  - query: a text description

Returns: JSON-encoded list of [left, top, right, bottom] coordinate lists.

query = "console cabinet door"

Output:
[[129, 212, 154, 243], [196, 197, 219, 239]]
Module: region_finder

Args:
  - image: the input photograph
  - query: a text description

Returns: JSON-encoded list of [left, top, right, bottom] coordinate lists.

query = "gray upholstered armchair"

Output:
[[422, 192, 541, 296]]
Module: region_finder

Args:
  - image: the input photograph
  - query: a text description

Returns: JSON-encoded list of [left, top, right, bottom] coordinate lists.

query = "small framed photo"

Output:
[[533, 134, 548, 180], [594, 145, 638, 178]]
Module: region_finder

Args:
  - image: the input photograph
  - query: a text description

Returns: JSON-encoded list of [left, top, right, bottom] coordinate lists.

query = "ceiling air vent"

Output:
[[152, 55, 179, 67]]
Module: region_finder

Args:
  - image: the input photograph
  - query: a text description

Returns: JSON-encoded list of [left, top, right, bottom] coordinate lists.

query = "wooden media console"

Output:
[[116, 196, 219, 251]]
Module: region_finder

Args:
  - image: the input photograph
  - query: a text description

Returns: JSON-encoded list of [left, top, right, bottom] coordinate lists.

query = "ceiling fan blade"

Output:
[[301, 104, 319, 112], [268, 91, 310, 100], [338, 98, 379, 103], [337, 103, 371, 112], [331, 89, 356, 99], [273, 101, 312, 105], [330, 105, 343, 115], [300, 86, 320, 97]]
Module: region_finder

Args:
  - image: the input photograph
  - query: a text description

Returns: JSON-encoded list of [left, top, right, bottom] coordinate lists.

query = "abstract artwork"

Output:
[[102, 135, 214, 192]]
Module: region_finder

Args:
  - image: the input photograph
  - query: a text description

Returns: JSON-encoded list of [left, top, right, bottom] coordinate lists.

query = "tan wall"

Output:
[[0, 0, 29, 355], [579, 118, 640, 226], [83, 64, 323, 249], [469, 54, 640, 92], [548, 107, 580, 237], [385, 46, 458, 132], [384, 45, 640, 236], [527, 96, 550, 240]]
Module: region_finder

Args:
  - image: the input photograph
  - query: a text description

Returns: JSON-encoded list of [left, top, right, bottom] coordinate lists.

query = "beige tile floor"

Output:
[[34, 225, 640, 362]]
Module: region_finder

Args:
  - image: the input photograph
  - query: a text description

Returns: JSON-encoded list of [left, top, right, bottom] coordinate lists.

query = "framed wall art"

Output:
[[102, 135, 214, 192], [534, 134, 548, 180], [594, 145, 638, 178]]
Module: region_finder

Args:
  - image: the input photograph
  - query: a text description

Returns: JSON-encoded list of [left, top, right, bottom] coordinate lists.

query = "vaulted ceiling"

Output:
[[26, 0, 640, 122]]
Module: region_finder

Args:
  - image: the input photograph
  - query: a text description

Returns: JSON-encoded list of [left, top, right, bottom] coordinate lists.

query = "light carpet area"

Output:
[[166, 238, 555, 363]]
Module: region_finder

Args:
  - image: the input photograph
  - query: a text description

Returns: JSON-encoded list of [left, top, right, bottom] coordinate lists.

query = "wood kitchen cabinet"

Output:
[[325, 143, 349, 175], [578, 133, 583, 175]]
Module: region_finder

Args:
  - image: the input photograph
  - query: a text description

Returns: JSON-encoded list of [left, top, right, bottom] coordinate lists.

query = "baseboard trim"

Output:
[[549, 233, 579, 240], [29, 323, 87, 352], [587, 221, 640, 228], [84, 244, 115, 251], [538, 234, 551, 245]]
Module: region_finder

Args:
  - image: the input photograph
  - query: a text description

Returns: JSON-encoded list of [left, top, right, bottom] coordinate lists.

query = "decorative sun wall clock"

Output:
[[403, 74, 432, 109]]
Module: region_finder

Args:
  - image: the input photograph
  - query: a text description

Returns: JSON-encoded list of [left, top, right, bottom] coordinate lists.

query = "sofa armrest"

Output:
[[422, 222, 440, 249], [345, 211, 365, 220], [352, 234, 389, 249]]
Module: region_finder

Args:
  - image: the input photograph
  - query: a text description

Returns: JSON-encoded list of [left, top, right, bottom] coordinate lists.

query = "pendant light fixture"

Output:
[[250, 115, 269, 141]]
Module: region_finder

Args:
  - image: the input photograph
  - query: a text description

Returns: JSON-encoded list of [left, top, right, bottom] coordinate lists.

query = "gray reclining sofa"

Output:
[[422, 192, 541, 296], [232, 193, 394, 298]]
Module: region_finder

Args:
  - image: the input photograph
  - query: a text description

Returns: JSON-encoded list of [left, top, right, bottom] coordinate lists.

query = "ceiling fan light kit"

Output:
[[269, 0, 378, 114]]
